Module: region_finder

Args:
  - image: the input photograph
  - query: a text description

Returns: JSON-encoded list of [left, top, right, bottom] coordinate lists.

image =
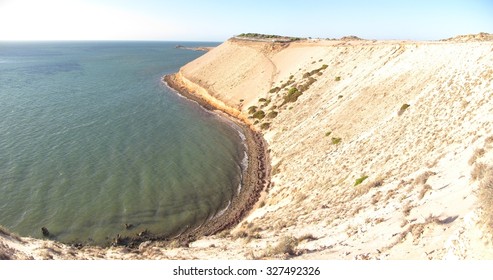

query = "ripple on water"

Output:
[[0, 41, 239, 245]]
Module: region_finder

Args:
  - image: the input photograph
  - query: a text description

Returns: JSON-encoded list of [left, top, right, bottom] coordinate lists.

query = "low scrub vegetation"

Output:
[[236, 33, 304, 42], [398, 104, 410, 116], [414, 171, 436, 185], [354, 175, 369, 186], [469, 148, 485, 165], [252, 110, 265, 119], [267, 111, 278, 118], [260, 122, 270, 130], [298, 77, 317, 92], [331, 137, 342, 145], [267, 236, 299, 257], [418, 184, 432, 199], [477, 164, 493, 232], [353, 178, 384, 197], [282, 87, 303, 105], [248, 106, 258, 114]]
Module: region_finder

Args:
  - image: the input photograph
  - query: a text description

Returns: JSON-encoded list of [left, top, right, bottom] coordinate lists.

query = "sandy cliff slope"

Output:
[[2, 34, 493, 259]]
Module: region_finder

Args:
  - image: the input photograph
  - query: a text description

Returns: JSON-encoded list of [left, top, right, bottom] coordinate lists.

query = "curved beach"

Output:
[[162, 73, 270, 242]]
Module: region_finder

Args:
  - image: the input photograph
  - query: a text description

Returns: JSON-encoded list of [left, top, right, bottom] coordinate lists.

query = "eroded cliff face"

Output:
[[2, 35, 493, 259]]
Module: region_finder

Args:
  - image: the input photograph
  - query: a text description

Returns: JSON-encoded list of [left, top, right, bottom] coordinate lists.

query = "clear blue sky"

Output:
[[0, 0, 491, 41]]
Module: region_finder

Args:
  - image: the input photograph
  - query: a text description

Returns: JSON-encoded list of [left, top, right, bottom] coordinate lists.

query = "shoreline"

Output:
[[175, 45, 215, 52], [112, 73, 270, 247], [162, 73, 270, 235]]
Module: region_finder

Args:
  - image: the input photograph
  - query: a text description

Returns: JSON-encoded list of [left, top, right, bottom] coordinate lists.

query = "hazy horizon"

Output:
[[0, 0, 492, 41]]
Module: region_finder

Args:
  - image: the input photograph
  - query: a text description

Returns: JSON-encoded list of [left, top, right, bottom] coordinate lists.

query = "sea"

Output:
[[0, 41, 246, 246]]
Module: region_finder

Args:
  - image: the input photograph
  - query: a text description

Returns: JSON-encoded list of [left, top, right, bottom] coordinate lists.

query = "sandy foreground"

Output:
[[2, 33, 493, 259]]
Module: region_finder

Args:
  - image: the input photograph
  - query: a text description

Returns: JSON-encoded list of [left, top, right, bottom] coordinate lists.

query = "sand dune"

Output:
[[2, 34, 493, 259]]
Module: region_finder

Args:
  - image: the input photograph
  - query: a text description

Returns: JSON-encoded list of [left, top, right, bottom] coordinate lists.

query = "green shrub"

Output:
[[335, 76, 341, 81], [320, 64, 328, 70], [252, 110, 265, 119], [248, 106, 258, 114], [260, 122, 270, 130], [280, 79, 295, 89], [267, 111, 278, 118], [269, 87, 281, 93], [288, 87, 298, 95], [331, 137, 341, 145], [236, 33, 304, 41], [282, 87, 302, 105], [354, 175, 369, 186], [259, 98, 267, 102], [299, 77, 317, 92], [325, 131, 331, 136], [398, 104, 410, 116]]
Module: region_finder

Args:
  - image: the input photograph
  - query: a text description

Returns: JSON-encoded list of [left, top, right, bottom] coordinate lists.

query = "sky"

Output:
[[0, 0, 492, 41]]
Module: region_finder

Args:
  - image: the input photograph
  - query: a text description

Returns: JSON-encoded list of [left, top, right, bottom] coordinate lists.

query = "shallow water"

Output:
[[0, 41, 244, 245]]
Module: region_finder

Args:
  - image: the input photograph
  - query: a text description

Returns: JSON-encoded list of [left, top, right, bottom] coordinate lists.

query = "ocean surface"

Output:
[[0, 41, 245, 245]]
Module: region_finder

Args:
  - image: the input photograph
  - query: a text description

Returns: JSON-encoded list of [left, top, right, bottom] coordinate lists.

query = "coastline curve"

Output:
[[163, 73, 270, 242]]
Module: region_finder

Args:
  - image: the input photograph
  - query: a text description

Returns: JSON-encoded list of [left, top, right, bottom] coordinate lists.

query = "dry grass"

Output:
[[384, 215, 440, 251], [468, 148, 485, 165], [374, 217, 385, 224], [371, 191, 383, 205], [478, 166, 493, 232], [403, 203, 413, 216], [266, 235, 299, 257], [294, 192, 308, 203], [297, 233, 318, 243], [384, 188, 398, 202], [471, 163, 491, 181], [418, 184, 432, 199], [232, 224, 263, 243], [414, 171, 436, 185], [353, 178, 384, 197], [400, 219, 409, 228]]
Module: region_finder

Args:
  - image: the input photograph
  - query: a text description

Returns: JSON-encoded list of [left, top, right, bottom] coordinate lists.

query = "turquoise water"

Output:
[[0, 42, 245, 245]]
